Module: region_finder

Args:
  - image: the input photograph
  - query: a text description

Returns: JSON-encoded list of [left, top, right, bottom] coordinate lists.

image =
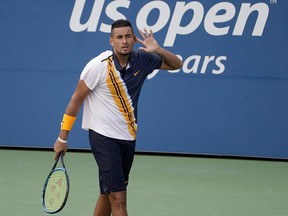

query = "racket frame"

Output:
[[42, 152, 70, 214]]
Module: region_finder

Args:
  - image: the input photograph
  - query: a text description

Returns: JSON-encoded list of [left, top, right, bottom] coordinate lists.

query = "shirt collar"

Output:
[[112, 50, 133, 71]]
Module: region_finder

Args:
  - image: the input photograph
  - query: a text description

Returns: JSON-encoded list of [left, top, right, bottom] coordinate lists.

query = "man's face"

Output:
[[110, 26, 136, 56]]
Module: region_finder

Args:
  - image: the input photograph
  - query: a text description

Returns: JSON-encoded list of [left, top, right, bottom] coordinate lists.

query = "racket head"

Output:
[[42, 155, 70, 214]]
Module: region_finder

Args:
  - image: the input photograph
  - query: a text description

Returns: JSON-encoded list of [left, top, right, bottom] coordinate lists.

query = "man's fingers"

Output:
[[54, 152, 59, 160], [143, 28, 149, 38], [138, 29, 145, 39], [139, 28, 154, 39]]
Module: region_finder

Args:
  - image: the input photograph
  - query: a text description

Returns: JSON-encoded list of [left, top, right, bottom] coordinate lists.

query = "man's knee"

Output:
[[109, 191, 127, 208]]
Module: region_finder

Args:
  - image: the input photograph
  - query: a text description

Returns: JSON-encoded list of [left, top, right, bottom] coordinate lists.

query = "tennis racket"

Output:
[[42, 152, 70, 214]]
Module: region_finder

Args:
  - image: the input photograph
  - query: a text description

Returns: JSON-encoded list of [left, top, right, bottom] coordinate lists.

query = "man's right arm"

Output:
[[54, 80, 90, 159]]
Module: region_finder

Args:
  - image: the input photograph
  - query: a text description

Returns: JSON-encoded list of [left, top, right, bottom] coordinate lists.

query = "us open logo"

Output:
[[69, 0, 270, 78]]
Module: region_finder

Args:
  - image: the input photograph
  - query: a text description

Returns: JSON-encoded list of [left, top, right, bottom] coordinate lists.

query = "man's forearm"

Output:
[[155, 47, 183, 70]]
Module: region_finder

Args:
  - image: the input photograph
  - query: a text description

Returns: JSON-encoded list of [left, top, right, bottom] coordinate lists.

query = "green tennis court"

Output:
[[0, 149, 287, 216]]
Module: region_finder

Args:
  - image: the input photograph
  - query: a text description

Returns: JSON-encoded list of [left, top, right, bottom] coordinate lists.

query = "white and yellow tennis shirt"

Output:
[[80, 50, 162, 141]]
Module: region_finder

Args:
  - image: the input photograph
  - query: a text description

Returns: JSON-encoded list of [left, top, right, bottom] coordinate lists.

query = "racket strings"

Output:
[[44, 170, 67, 212]]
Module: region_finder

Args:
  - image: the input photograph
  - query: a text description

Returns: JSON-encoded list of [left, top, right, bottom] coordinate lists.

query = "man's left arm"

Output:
[[154, 47, 183, 70]]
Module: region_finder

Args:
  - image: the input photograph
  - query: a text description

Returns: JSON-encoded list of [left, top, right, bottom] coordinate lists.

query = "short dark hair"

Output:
[[111, 19, 134, 36]]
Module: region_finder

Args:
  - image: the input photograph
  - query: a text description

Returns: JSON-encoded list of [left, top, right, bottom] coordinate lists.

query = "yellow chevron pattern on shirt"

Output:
[[106, 56, 137, 139]]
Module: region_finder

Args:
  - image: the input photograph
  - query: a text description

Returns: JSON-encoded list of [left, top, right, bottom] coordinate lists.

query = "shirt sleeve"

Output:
[[138, 50, 162, 74], [153, 53, 163, 70], [80, 56, 106, 90]]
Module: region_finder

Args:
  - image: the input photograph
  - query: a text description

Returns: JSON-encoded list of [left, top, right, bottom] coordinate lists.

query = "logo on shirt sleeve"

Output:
[[134, 70, 140, 76]]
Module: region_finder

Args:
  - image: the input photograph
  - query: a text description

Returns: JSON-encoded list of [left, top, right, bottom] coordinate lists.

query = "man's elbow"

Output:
[[171, 59, 183, 70], [175, 60, 183, 69]]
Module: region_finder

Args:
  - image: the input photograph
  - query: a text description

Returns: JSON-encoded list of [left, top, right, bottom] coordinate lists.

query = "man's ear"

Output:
[[133, 35, 137, 44], [110, 37, 113, 47]]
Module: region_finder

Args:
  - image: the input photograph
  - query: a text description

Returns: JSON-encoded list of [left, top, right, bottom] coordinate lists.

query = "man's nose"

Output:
[[122, 37, 128, 43]]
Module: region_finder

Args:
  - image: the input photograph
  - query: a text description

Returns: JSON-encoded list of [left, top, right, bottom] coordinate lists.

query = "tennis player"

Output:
[[54, 19, 182, 216]]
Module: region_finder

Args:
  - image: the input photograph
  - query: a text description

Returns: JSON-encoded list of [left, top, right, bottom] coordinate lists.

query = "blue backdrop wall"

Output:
[[1, 0, 287, 159]]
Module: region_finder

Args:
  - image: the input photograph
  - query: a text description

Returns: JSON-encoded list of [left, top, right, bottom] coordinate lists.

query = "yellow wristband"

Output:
[[61, 114, 77, 131]]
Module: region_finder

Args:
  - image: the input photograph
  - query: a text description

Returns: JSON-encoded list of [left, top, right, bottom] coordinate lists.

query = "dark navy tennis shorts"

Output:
[[89, 130, 136, 194]]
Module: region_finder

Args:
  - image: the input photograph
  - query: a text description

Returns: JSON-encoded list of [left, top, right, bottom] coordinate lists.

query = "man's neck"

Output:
[[114, 52, 130, 69]]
